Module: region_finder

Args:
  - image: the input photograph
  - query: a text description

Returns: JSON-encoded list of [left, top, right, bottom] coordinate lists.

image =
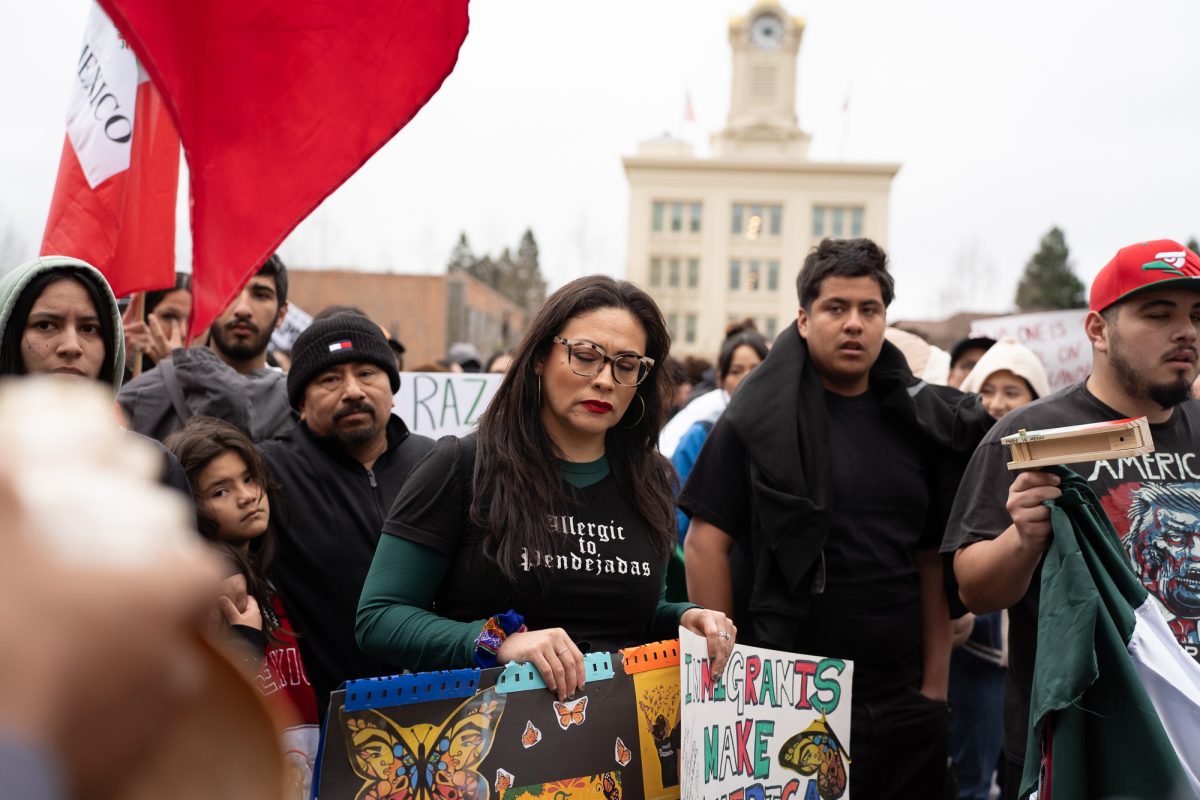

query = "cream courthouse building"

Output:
[[623, 1, 899, 358]]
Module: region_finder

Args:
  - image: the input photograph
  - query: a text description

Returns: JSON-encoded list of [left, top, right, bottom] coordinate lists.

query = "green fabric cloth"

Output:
[[1020, 467, 1185, 800], [357, 455, 699, 672]]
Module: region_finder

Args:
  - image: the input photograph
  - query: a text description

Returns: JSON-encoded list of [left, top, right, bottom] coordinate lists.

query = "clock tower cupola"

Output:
[[713, 1, 810, 160]]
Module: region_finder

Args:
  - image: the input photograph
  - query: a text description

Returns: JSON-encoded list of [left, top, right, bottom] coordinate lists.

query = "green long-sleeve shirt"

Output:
[[356, 455, 698, 672]]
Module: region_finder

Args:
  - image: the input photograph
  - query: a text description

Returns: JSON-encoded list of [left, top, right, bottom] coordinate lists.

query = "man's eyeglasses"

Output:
[[551, 336, 655, 386]]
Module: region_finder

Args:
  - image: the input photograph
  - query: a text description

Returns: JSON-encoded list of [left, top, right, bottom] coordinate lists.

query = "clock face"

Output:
[[750, 12, 784, 50]]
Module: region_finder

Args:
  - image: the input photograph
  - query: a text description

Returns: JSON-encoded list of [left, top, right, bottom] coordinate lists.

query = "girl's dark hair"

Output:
[[0, 268, 116, 384], [144, 272, 192, 316], [716, 319, 770, 381], [165, 417, 281, 637], [473, 275, 676, 582]]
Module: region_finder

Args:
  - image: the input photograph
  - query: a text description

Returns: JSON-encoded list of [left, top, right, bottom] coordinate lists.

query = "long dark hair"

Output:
[[0, 268, 117, 385], [716, 319, 770, 382], [165, 416, 282, 637], [473, 275, 676, 582]]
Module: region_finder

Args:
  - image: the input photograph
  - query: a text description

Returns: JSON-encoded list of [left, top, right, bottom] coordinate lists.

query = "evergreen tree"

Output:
[[1014, 227, 1085, 311], [446, 231, 475, 274], [505, 229, 547, 317], [1186, 236, 1199, 256], [445, 228, 547, 317]]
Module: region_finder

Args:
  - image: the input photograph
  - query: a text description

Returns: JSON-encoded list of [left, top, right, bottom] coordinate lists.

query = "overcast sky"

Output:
[[3, 1, 1200, 319]]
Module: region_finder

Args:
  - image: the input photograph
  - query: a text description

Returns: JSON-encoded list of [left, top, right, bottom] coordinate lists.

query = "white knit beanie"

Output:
[[958, 337, 1051, 399]]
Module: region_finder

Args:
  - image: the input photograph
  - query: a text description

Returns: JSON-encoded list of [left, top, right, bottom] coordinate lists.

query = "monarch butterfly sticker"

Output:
[[520, 720, 542, 749], [614, 737, 632, 767], [552, 696, 589, 730], [495, 768, 515, 793], [601, 771, 621, 800]]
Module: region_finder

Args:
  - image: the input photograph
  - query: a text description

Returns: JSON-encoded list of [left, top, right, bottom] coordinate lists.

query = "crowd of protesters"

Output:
[[3, 234, 1200, 799]]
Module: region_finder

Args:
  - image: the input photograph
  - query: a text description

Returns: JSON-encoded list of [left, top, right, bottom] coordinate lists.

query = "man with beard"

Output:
[[118, 255, 295, 443], [943, 239, 1200, 798], [261, 312, 434, 713]]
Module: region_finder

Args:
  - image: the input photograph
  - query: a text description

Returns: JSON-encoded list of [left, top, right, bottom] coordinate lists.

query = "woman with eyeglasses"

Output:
[[357, 276, 736, 699]]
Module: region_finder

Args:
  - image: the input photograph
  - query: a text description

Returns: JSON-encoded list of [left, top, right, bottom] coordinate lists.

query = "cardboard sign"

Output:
[[969, 309, 1090, 392], [315, 641, 681, 800], [393, 372, 503, 439], [680, 629, 854, 800], [272, 303, 314, 352]]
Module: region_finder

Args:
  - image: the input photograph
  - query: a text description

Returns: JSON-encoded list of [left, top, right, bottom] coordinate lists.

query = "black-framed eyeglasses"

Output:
[[552, 336, 656, 386]]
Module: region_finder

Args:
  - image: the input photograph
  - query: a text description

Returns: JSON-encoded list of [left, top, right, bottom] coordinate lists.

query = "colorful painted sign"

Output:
[[679, 629, 854, 800], [316, 641, 681, 800]]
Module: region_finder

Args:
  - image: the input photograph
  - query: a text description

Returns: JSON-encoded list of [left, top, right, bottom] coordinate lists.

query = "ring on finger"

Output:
[[556, 646, 569, 655], [718, 631, 731, 641]]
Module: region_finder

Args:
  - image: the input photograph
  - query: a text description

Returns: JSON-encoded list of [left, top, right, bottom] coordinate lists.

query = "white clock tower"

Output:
[[713, 0, 810, 160]]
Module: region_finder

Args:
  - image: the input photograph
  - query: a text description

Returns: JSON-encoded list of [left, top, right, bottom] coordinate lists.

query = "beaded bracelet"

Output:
[[473, 609, 527, 668]]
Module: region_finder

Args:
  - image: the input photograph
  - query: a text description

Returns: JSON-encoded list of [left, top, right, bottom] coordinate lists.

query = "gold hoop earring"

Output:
[[621, 394, 645, 429]]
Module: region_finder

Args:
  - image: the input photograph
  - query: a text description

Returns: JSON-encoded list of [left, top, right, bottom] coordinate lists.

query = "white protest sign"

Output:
[[680, 629, 854, 800], [970, 309, 1090, 392], [271, 303, 313, 352], [394, 372, 503, 439]]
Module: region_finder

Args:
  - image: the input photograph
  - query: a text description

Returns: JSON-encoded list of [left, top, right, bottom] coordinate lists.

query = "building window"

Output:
[[747, 260, 761, 291], [687, 258, 700, 289], [765, 317, 778, 339], [670, 202, 684, 232], [733, 203, 782, 240], [649, 257, 662, 287], [652, 202, 664, 233], [729, 260, 741, 290], [666, 313, 679, 339], [813, 205, 865, 238], [685, 314, 697, 344], [689, 203, 702, 233], [668, 257, 680, 288], [767, 260, 780, 291]]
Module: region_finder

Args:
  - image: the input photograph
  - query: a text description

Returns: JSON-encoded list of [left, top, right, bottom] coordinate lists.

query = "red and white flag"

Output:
[[98, 0, 470, 339], [41, 2, 179, 298]]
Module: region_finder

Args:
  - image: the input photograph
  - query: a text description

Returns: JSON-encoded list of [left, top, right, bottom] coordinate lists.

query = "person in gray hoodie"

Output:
[[118, 254, 295, 443], [0, 255, 189, 495]]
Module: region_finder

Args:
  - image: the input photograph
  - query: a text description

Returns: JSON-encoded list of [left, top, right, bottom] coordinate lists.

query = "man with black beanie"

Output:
[[261, 312, 434, 715]]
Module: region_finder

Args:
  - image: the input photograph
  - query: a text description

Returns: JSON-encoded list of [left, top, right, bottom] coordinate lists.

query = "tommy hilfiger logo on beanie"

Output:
[[287, 312, 400, 409]]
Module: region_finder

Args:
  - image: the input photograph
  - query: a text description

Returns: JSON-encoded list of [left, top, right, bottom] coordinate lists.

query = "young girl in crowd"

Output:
[[950, 338, 1049, 800], [671, 320, 769, 544], [165, 417, 319, 799], [357, 275, 737, 699]]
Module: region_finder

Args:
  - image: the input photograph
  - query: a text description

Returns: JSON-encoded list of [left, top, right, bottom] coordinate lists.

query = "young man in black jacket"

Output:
[[682, 238, 991, 798], [262, 312, 434, 715]]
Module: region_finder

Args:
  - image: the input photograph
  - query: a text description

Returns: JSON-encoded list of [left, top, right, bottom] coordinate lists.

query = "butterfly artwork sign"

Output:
[[678, 629, 855, 800], [314, 641, 684, 800]]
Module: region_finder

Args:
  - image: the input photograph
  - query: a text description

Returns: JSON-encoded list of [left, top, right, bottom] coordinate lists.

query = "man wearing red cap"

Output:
[[941, 239, 1200, 797]]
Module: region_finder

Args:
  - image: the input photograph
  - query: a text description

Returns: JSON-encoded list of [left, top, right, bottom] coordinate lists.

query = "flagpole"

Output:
[[129, 292, 145, 378]]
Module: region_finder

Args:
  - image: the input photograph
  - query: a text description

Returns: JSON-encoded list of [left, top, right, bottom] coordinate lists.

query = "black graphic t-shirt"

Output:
[[942, 382, 1200, 761], [382, 437, 666, 653]]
